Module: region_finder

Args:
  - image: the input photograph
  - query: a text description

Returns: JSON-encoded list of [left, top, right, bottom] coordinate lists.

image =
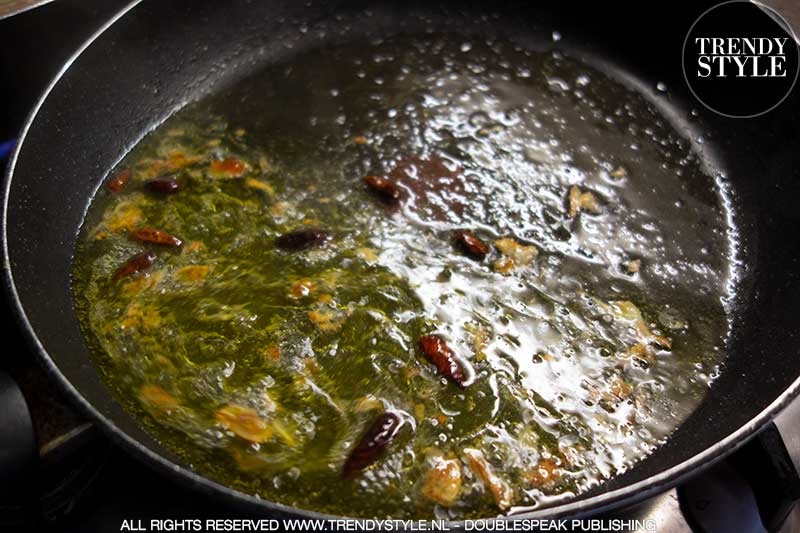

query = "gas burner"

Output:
[[2, 1, 800, 531]]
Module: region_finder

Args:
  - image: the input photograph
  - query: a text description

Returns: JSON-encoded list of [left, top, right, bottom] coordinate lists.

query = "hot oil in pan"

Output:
[[72, 35, 738, 519]]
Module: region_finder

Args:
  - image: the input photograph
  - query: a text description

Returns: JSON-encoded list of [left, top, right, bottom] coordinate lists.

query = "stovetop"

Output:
[[2, 2, 799, 532]]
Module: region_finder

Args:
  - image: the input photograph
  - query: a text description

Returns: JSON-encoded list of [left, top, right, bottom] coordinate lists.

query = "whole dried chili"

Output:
[[112, 251, 156, 281], [275, 229, 329, 251], [342, 411, 405, 478], [133, 227, 183, 247], [419, 335, 467, 387]]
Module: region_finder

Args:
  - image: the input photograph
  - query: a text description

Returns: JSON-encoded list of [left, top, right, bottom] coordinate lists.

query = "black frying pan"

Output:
[[3, 0, 800, 523]]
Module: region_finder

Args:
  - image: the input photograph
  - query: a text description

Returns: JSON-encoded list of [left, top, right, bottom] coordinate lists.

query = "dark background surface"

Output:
[[1, 1, 799, 531], [0, 0, 237, 528], [682, 1, 800, 117], [0, 0, 129, 362], [0, 0, 128, 140], [0, 0, 127, 485]]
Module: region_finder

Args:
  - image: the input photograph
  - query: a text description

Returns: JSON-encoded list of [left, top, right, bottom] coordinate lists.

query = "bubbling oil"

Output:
[[72, 34, 737, 519]]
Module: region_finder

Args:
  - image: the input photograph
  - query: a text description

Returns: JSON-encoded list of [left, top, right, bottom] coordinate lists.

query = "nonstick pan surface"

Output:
[[3, 0, 800, 521]]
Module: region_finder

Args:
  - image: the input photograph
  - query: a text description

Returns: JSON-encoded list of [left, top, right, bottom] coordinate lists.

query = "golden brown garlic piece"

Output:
[[291, 278, 315, 298], [215, 404, 274, 443], [493, 238, 538, 273], [174, 265, 210, 283], [464, 448, 513, 510], [623, 259, 641, 274], [422, 457, 463, 506], [525, 457, 562, 486], [245, 178, 274, 194], [209, 157, 246, 178], [611, 300, 672, 350], [567, 185, 601, 217], [139, 385, 180, 412]]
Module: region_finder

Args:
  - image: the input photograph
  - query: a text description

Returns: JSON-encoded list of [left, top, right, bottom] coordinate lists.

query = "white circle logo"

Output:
[[682, 1, 799, 118]]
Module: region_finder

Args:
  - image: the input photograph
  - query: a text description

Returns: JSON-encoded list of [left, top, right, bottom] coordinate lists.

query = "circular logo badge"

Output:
[[682, 1, 799, 118]]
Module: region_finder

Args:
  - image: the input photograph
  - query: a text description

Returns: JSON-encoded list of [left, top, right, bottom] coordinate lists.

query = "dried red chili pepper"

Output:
[[106, 168, 131, 192], [275, 229, 329, 251], [133, 227, 183, 248], [419, 335, 467, 387], [363, 175, 402, 206], [342, 411, 404, 479], [453, 231, 489, 260], [387, 155, 465, 220], [112, 251, 156, 281], [145, 176, 181, 194]]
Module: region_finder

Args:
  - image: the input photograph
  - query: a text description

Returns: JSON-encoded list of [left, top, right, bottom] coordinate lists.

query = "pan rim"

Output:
[[2, 0, 799, 523]]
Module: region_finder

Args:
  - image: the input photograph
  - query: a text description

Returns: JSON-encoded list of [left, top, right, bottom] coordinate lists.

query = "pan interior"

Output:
[[5, 0, 799, 520], [71, 28, 737, 519]]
